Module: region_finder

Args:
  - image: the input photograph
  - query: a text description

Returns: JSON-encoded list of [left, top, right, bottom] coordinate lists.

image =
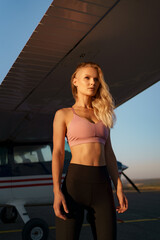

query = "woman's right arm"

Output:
[[52, 109, 69, 220]]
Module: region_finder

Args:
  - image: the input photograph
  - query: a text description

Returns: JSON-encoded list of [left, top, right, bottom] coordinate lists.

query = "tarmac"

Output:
[[0, 191, 160, 240]]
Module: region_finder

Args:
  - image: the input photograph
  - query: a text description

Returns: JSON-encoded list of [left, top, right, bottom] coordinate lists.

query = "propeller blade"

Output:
[[121, 172, 141, 193]]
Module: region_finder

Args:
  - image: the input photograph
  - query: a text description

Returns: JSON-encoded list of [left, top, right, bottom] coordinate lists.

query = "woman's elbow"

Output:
[[52, 149, 64, 162]]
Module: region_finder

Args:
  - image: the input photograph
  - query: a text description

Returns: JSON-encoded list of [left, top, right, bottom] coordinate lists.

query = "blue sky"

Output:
[[111, 82, 160, 180], [0, 0, 160, 180]]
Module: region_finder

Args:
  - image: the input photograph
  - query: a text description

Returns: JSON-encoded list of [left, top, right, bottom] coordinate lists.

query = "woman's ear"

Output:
[[73, 77, 78, 87]]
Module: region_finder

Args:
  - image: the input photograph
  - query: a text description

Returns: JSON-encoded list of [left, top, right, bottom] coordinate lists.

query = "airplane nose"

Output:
[[122, 164, 128, 171]]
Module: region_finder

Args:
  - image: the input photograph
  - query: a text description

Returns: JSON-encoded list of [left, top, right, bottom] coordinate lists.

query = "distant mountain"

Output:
[[122, 178, 160, 191]]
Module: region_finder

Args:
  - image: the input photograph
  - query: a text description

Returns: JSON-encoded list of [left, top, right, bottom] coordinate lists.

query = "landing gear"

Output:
[[1, 204, 49, 240], [22, 218, 49, 240], [0, 206, 18, 223]]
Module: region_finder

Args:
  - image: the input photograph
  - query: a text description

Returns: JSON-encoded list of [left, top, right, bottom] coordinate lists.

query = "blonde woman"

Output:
[[52, 62, 128, 240]]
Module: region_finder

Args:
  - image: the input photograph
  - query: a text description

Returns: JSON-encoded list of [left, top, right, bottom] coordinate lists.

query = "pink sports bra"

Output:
[[66, 107, 109, 147]]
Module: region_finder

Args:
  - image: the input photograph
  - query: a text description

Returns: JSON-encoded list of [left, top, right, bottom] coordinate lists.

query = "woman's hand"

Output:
[[116, 190, 128, 213], [53, 190, 69, 220]]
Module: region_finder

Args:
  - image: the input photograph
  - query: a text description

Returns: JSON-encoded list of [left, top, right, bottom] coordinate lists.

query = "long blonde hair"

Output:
[[70, 62, 116, 128]]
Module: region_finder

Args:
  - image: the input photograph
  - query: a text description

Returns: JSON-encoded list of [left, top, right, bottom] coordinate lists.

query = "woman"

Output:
[[52, 62, 128, 240]]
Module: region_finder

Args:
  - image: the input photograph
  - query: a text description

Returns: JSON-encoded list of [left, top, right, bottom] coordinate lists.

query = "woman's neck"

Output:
[[73, 103, 93, 109], [74, 99, 93, 109]]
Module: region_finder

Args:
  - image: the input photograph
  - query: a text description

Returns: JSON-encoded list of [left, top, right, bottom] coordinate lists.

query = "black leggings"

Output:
[[56, 163, 117, 240]]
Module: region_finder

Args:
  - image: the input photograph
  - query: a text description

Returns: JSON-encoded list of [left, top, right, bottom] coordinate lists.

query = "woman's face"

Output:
[[73, 67, 100, 97]]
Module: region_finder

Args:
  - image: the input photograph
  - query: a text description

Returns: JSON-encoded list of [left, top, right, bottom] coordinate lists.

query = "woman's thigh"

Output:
[[90, 181, 117, 240], [55, 209, 84, 240], [55, 178, 85, 240]]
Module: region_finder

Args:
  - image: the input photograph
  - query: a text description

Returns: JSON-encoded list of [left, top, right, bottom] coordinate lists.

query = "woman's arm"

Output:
[[105, 129, 128, 213], [52, 109, 69, 220]]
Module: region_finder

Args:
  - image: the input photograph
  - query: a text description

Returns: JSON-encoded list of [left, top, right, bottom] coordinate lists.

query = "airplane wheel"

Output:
[[0, 206, 18, 223], [22, 218, 49, 240]]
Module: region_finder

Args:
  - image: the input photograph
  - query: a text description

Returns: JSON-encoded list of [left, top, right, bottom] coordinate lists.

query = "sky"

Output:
[[0, 0, 160, 180]]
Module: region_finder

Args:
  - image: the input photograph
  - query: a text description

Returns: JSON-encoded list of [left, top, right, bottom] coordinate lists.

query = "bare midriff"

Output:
[[70, 142, 106, 166]]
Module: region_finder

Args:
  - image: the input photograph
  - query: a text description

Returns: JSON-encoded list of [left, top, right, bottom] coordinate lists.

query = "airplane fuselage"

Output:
[[0, 141, 125, 207]]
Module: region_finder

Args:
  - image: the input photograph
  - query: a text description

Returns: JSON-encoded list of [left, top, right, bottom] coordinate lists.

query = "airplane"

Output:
[[0, 0, 160, 239]]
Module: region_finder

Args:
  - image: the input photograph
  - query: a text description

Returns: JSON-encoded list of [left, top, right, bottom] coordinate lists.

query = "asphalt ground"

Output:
[[0, 191, 160, 240]]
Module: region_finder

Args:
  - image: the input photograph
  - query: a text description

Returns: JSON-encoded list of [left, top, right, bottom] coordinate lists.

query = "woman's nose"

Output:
[[90, 78, 96, 85]]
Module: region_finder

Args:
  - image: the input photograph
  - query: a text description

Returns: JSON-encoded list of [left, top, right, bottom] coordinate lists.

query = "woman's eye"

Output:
[[85, 76, 89, 79]]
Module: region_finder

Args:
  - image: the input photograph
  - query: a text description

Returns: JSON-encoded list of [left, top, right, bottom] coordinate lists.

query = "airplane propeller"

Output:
[[121, 172, 141, 193]]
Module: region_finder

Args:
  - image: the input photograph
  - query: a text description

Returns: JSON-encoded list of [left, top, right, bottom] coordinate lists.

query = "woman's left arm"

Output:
[[105, 129, 128, 213]]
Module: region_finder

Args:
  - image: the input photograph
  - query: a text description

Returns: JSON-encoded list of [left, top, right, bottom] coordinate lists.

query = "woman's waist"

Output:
[[70, 156, 106, 166]]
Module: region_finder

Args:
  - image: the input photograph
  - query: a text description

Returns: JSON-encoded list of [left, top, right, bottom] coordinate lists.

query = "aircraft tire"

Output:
[[0, 206, 18, 223], [22, 218, 49, 240]]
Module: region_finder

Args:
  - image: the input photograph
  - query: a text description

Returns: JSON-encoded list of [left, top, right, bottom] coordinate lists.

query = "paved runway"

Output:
[[0, 191, 160, 240]]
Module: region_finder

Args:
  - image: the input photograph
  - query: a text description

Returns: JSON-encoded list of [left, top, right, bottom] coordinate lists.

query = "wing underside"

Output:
[[0, 0, 159, 142]]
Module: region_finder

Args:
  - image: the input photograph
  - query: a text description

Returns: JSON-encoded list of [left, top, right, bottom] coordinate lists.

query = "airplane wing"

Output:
[[0, 0, 159, 142]]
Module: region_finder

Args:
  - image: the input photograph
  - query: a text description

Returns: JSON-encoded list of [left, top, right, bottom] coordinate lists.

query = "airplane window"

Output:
[[41, 145, 52, 162], [0, 147, 8, 165], [13, 144, 52, 164]]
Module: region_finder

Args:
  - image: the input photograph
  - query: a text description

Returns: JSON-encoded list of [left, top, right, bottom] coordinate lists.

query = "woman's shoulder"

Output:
[[54, 107, 72, 122], [56, 107, 72, 114]]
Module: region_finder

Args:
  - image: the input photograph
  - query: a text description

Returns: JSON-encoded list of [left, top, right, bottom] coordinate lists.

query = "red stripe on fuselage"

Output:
[[0, 176, 65, 184], [0, 182, 54, 189]]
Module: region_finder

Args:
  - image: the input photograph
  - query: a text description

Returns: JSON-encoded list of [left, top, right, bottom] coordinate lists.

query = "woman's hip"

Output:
[[65, 163, 111, 184]]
